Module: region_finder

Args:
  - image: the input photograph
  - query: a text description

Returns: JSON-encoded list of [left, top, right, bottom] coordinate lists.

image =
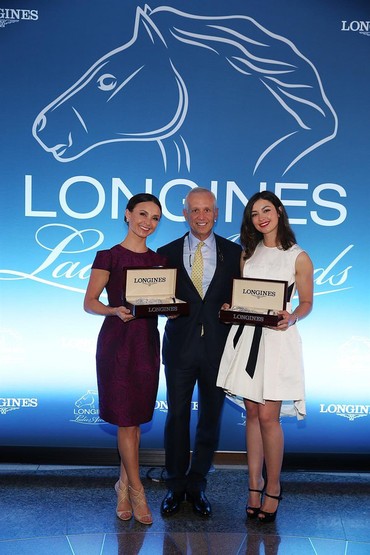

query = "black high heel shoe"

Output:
[[246, 487, 264, 519], [258, 489, 283, 523]]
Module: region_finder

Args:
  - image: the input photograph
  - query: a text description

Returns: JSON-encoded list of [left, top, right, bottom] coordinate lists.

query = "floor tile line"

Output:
[[308, 537, 319, 555], [66, 535, 76, 555], [100, 533, 107, 555]]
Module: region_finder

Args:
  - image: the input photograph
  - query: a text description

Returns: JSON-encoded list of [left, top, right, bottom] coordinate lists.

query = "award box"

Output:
[[124, 267, 189, 317], [219, 277, 288, 326]]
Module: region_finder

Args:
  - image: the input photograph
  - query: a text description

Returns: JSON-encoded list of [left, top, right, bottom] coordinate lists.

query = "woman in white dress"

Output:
[[217, 191, 313, 523]]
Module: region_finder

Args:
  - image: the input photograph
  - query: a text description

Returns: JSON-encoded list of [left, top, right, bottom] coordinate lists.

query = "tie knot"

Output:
[[196, 241, 205, 250]]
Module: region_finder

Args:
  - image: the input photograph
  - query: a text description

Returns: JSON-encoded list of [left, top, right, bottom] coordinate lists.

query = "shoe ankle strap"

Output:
[[265, 492, 283, 501]]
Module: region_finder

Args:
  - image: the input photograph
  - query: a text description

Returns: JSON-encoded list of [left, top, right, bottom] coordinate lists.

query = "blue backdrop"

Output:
[[0, 1, 369, 456]]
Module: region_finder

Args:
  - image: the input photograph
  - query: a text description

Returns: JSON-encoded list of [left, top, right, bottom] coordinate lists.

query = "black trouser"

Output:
[[164, 337, 226, 493]]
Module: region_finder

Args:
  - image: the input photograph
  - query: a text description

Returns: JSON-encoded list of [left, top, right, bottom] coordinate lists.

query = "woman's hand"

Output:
[[115, 306, 135, 323], [167, 314, 180, 320], [273, 310, 297, 331]]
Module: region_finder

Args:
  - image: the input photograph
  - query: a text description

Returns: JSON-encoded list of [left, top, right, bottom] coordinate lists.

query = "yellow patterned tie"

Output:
[[191, 241, 205, 297]]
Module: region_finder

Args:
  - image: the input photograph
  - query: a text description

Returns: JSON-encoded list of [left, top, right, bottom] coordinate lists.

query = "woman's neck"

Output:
[[120, 235, 148, 253], [262, 234, 278, 248]]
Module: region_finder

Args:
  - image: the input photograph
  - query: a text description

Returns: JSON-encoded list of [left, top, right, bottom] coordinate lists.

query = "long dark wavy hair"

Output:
[[124, 193, 162, 223], [240, 191, 296, 260]]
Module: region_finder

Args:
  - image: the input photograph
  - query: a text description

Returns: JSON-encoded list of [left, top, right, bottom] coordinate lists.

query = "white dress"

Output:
[[216, 242, 306, 419]]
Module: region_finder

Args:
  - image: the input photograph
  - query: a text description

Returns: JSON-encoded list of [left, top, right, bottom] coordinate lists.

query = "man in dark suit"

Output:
[[157, 187, 241, 517]]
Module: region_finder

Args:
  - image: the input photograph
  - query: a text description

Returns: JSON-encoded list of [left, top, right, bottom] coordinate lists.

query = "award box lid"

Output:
[[124, 267, 189, 317], [219, 277, 287, 327]]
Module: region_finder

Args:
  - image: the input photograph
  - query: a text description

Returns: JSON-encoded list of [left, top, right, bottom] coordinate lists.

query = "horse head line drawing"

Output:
[[75, 389, 98, 408], [32, 4, 337, 175]]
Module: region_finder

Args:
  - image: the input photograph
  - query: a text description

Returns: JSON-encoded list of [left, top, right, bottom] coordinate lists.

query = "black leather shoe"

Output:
[[160, 490, 185, 516], [186, 491, 212, 517]]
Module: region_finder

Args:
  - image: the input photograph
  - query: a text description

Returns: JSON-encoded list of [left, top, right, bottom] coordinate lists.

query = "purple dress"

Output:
[[91, 244, 167, 426]]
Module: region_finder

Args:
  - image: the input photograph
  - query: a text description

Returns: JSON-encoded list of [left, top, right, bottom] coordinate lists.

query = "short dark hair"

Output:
[[125, 193, 162, 223], [240, 191, 296, 259]]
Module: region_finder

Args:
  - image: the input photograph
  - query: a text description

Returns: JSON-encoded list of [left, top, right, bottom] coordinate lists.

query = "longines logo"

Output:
[[341, 20, 370, 36], [320, 403, 370, 421], [243, 288, 276, 299], [70, 390, 106, 425], [154, 400, 198, 413], [0, 8, 38, 28], [0, 397, 38, 415], [238, 412, 247, 427]]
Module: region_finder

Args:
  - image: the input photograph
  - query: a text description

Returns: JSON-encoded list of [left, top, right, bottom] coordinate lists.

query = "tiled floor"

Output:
[[0, 464, 369, 554]]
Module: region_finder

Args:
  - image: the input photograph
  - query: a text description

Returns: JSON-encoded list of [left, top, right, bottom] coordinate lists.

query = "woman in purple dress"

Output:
[[84, 193, 166, 525]]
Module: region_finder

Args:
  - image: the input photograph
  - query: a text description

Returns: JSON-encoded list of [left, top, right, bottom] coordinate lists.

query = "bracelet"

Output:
[[293, 315, 298, 325]]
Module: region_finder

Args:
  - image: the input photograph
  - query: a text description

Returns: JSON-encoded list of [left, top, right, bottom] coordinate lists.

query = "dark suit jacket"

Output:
[[158, 233, 241, 370]]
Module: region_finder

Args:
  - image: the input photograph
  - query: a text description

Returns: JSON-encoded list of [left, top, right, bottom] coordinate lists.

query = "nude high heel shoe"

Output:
[[114, 479, 133, 521], [128, 485, 153, 525]]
